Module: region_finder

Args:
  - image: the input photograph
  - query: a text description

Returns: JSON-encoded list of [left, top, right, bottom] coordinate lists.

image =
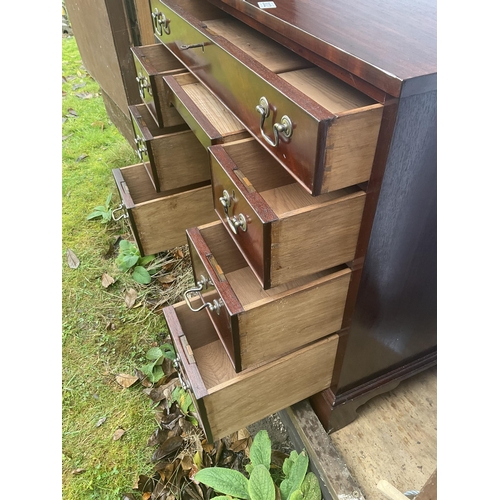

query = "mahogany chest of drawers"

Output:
[[87, 0, 436, 439]]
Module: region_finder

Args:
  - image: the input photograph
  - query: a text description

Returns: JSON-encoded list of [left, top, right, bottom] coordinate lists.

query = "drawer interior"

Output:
[[132, 102, 185, 138], [170, 73, 245, 135], [201, 19, 377, 111], [203, 18, 311, 73], [135, 43, 184, 73], [119, 162, 208, 204], [172, 302, 236, 391], [196, 221, 348, 310], [217, 140, 363, 216]]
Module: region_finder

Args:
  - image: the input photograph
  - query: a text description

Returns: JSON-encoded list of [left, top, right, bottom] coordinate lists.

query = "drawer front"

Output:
[[112, 163, 215, 256], [185, 221, 351, 371], [131, 44, 186, 128], [129, 104, 210, 192], [150, 0, 383, 195], [210, 141, 366, 289], [163, 73, 249, 149], [164, 301, 339, 442]]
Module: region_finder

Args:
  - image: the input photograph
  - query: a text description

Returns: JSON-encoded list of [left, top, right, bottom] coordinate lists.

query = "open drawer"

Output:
[[184, 220, 351, 372], [151, 0, 383, 195], [111, 163, 216, 256], [163, 72, 249, 149], [129, 103, 210, 192], [209, 139, 366, 289], [131, 43, 187, 129], [163, 300, 339, 442]]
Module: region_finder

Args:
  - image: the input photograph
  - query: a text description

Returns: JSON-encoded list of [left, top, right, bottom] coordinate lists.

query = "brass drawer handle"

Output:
[[219, 190, 248, 234], [227, 214, 247, 234], [136, 74, 151, 98], [180, 43, 206, 52], [173, 359, 191, 391], [134, 136, 148, 161], [111, 203, 128, 222], [184, 275, 224, 315], [152, 8, 170, 36], [256, 96, 293, 147]]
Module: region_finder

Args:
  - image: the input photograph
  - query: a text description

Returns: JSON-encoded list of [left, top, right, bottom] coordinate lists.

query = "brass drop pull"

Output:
[[152, 8, 170, 36], [184, 275, 224, 315], [219, 190, 248, 234], [136, 74, 151, 98], [227, 214, 247, 234], [180, 43, 206, 52], [134, 136, 148, 161], [111, 203, 128, 222], [173, 359, 191, 390], [255, 96, 293, 147]]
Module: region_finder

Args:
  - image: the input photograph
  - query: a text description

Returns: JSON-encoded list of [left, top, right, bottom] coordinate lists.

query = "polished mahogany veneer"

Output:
[[207, 0, 437, 98]]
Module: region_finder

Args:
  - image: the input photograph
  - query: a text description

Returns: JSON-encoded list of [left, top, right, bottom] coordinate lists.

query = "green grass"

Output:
[[62, 36, 168, 499]]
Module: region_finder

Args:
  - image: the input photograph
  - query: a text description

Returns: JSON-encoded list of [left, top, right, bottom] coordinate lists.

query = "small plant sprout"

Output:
[[194, 430, 322, 500], [115, 239, 156, 284], [86, 192, 114, 223]]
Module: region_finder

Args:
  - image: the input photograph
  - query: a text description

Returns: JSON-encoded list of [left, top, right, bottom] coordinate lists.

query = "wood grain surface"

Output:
[[206, 0, 437, 97]]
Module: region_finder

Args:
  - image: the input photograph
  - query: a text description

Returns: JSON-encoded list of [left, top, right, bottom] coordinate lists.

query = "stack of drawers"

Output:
[[113, 0, 384, 442]]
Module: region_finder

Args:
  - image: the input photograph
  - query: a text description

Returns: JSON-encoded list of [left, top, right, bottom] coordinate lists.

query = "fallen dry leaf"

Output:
[[76, 91, 94, 99], [151, 435, 183, 462], [113, 428, 126, 440], [116, 373, 139, 388], [180, 454, 193, 471], [96, 417, 107, 427], [125, 288, 138, 308], [158, 274, 176, 285], [101, 273, 115, 288], [75, 154, 88, 162], [71, 468, 86, 475], [67, 108, 78, 117], [67, 249, 80, 269]]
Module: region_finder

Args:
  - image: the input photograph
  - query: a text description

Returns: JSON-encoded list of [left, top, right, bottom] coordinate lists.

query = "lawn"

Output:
[[62, 34, 169, 499]]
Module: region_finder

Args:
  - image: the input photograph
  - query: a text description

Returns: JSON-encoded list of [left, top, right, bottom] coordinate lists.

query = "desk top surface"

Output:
[[209, 0, 437, 97]]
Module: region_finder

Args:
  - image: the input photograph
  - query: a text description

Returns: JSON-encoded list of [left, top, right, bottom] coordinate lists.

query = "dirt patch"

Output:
[[247, 413, 294, 455]]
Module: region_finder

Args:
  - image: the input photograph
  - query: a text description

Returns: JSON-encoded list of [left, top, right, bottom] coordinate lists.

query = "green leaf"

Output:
[[250, 430, 272, 470], [245, 463, 254, 475], [119, 239, 133, 252], [289, 491, 304, 500], [105, 192, 113, 208], [150, 365, 164, 383], [86, 210, 105, 220], [117, 254, 139, 272], [300, 473, 321, 500], [177, 389, 193, 414], [282, 451, 298, 478], [146, 347, 164, 361], [280, 452, 309, 500], [194, 468, 250, 499], [249, 465, 275, 500], [138, 254, 155, 266], [140, 362, 155, 381], [132, 266, 151, 284]]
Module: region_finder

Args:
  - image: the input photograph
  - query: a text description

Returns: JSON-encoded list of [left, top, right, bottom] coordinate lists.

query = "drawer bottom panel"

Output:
[[163, 301, 339, 442]]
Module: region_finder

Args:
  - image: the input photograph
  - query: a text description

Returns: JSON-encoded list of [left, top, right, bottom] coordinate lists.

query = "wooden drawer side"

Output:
[[322, 105, 384, 193]]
